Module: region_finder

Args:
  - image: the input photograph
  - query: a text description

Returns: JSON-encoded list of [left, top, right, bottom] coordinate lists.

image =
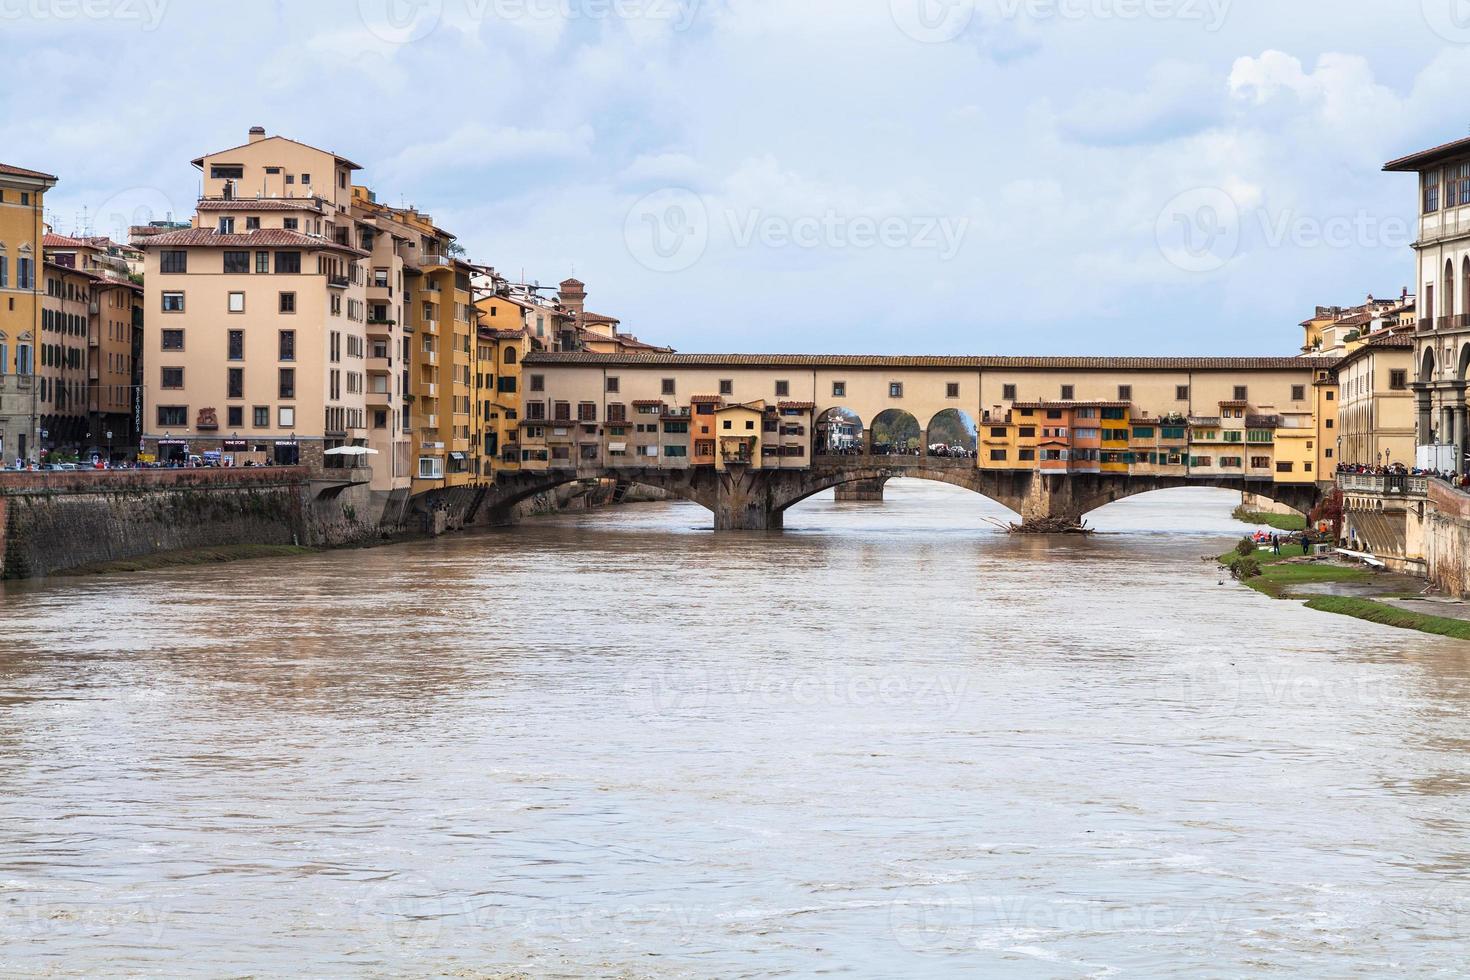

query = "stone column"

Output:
[[1015, 472, 1086, 530], [711, 469, 782, 530], [835, 477, 888, 502], [1457, 403, 1468, 473]]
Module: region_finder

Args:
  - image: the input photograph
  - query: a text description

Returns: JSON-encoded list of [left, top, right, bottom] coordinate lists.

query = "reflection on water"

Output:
[[2, 481, 1470, 976]]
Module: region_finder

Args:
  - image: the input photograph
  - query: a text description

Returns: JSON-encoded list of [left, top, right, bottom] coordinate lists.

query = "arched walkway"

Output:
[[925, 409, 977, 460], [814, 407, 864, 457], [870, 409, 921, 457]]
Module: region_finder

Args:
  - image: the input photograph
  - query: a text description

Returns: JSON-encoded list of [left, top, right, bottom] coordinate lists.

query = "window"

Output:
[[218, 217, 235, 234], [1325, 418, 1334, 429], [210, 165, 243, 179], [161, 329, 184, 351], [283, 218, 299, 231], [302, 173, 312, 185], [1060, 385, 1074, 400], [228, 292, 245, 313], [279, 368, 295, 399], [278, 330, 295, 361], [661, 378, 676, 395], [227, 406, 244, 428], [1326, 390, 1334, 400], [277, 291, 296, 314], [719, 379, 733, 396], [504, 347, 517, 365], [1425, 169, 1441, 213], [946, 382, 960, 398], [606, 376, 620, 393], [775, 380, 790, 397], [832, 382, 846, 397], [1276, 461, 1294, 473], [256, 251, 269, 273], [1176, 385, 1190, 401], [274, 251, 301, 274], [253, 406, 269, 427], [224, 250, 250, 274], [1291, 384, 1306, 401], [160, 250, 187, 273], [1233, 386, 1248, 401], [245, 217, 260, 231], [889, 382, 903, 398], [578, 402, 597, 422], [279, 407, 295, 428], [1390, 370, 1407, 390], [664, 445, 687, 457], [989, 449, 1007, 461], [156, 405, 187, 426], [161, 367, 184, 389], [999, 383, 1016, 400], [16, 257, 31, 289], [1019, 448, 1036, 461], [227, 368, 243, 399], [418, 456, 444, 480], [161, 291, 184, 312], [530, 374, 545, 392]]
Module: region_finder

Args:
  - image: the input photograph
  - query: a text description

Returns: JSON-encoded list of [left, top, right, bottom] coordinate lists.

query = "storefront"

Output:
[[157, 439, 188, 464], [272, 440, 300, 466]]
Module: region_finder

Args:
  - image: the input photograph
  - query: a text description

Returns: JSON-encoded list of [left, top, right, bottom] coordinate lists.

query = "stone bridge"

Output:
[[466, 458, 1324, 530]]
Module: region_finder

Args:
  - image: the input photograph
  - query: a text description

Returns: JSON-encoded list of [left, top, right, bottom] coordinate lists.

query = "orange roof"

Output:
[[139, 227, 369, 257], [0, 162, 57, 181]]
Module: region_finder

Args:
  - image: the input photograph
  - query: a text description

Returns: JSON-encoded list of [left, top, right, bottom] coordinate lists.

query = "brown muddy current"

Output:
[[1, 483, 1469, 976]]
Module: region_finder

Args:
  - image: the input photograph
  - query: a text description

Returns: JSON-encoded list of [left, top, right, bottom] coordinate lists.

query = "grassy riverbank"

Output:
[[1218, 543, 1470, 640], [1230, 505, 1307, 532], [63, 544, 318, 576]]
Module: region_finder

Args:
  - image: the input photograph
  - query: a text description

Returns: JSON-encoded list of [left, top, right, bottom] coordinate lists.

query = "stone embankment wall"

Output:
[[0, 468, 312, 579], [1425, 481, 1470, 597]]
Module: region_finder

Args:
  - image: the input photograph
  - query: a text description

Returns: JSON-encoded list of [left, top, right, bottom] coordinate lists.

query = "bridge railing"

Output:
[[1336, 473, 1428, 496]]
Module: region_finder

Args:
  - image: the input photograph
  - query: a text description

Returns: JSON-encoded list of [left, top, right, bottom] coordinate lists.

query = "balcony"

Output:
[[421, 350, 438, 367], [419, 382, 439, 398], [327, 273, 350, 289], [366, 389, 392, 407], [1337, 472, 1428, 496], [422, 414, 439, 429], [419, 318, 438, 335], [367, 356, 392, 374], [418, 253, 451, 269]]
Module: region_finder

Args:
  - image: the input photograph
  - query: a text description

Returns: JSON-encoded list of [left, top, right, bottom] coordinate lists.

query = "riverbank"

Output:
[[1231, 505, 1307, 532], [1217, 542, 1470, 640], [63, 543, 320, 576]]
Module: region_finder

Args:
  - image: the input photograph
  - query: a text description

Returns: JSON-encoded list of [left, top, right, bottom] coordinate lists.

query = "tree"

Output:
[[1310, 487, 1344, 540]]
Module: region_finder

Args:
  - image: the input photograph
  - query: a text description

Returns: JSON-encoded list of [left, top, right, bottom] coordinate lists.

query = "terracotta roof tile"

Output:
[[139, 227, 369, 257], [0, 162, 57, 181], [196, 197, 326, 212], [523, 352, 1336, 370]]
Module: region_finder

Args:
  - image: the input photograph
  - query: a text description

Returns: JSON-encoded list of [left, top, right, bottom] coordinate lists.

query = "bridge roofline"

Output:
[[522, 352, 1339, 371]]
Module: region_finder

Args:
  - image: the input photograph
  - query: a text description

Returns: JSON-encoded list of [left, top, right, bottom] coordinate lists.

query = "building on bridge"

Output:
[[514, 352, 1339, 489]]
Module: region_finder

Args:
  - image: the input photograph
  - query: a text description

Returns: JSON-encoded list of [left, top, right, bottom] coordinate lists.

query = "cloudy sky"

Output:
[[2, 0, 1465, 354]]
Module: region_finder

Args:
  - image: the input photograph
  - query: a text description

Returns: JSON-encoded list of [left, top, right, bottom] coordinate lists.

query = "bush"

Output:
[[1232, 556, 1262, 581], [1235, 538, 1255, 557]]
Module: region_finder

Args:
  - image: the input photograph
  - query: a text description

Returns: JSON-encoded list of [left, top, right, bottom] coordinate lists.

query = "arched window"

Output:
[[1446, 259, 1457, 327], [504, 346, 517, 365]]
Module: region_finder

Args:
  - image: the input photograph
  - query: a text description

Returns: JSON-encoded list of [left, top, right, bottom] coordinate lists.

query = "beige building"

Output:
[[140, 128, 385, 480], [1334, 333, 1415, 466], [1385, 136, 1470, 468]]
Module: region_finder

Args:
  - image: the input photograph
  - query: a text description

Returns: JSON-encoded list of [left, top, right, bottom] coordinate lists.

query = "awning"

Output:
[[608, 442, 627, 452], [449, 451, 465, 460]]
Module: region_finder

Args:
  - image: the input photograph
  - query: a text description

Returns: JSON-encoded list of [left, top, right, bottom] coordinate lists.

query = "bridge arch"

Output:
[[770, 464, 1029, 517], [1458, 341, 1470, 382], [924, 408, 978, 460], [1065, 476, 1319, 523], [1422, 346, 1437, 385], [870, 409, 922, 457]]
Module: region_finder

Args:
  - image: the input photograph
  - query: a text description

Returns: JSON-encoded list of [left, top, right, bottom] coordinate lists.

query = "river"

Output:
[[1, 482, 1468, 976]]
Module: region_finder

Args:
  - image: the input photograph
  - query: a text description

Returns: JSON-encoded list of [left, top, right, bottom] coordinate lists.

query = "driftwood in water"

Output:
[[982, 516, 1094, 535]]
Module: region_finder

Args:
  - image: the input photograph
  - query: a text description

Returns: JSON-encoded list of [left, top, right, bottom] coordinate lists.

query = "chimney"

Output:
[[248, 126, 267, 143], [560, 277, 586, 315]]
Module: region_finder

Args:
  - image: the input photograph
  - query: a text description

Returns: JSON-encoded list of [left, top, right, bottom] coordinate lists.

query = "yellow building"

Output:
[[714, 402, 764, 470], [1335, 333, 1415, 466], [0, 162, 56, 463]]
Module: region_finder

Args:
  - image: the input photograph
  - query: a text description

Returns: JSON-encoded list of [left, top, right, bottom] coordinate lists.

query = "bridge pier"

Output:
[[1017, 473, 1086, 529], [711, 469, 784, 530], [835, 477, 888, 502]]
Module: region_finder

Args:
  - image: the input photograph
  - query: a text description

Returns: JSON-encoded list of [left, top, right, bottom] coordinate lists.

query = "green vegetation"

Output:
[[1217, 541, 1368, 598], [1231, 505, 1307, 531], [1302, 596, 1470, 641], [62, 544, 316, 576]]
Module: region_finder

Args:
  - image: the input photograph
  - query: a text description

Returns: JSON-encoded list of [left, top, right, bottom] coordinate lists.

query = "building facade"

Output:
[[0, 162, 56, 464]]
